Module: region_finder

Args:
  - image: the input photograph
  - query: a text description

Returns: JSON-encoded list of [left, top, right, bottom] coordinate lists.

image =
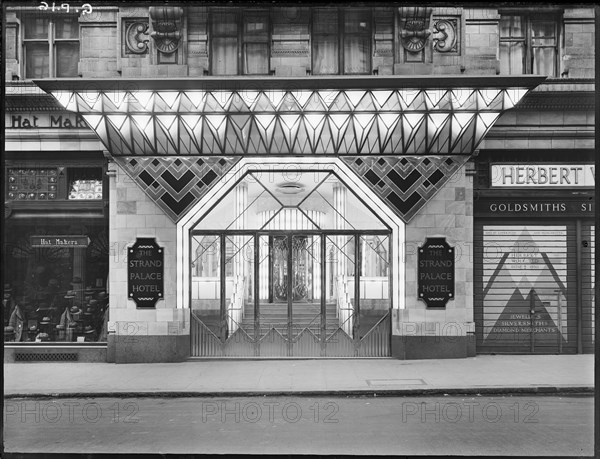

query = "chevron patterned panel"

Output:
[[115, 156, 240, 222], [51, 87, 529, 156], [342, 156, 470, 223]]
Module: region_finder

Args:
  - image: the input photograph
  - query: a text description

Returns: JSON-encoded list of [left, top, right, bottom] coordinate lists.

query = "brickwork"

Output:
[[79, 8, 119, 78], [5, 11, 19, 80], [563, 8, 596, 78], [393, 164, 474, 338], [463, 8, 500, 75], [4, 5, 596, 79], [108, 162, 189, 343]]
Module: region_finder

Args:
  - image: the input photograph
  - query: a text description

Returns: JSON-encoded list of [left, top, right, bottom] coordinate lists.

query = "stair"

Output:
[[236, 302, 342, 336]]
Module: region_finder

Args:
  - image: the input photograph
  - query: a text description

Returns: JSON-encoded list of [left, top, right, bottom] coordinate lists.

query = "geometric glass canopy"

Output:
[[36, 75, 545, 156], [192, 171, 388, 231]]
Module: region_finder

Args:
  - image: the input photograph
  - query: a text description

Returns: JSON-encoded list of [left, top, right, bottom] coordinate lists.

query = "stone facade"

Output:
[[6, 6, 594, 79], [107, 162, 189, 362], [392, 165, 475, 359], [4, 4, 595, 362]]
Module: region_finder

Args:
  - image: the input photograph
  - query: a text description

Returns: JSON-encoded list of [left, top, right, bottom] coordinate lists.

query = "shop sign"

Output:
[[128, 238, 164, 308], [30, 235, 90, 248], [490, 164, 595, 188], [418, 237, 454, 307], [475, 199, 594, 217], [5, 113, 87, 129]]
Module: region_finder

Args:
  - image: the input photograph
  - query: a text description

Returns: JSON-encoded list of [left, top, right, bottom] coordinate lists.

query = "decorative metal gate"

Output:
[[190, 231, 391, 357]]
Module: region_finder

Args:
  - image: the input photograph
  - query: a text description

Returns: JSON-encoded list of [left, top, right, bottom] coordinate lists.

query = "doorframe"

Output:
[[178, 158, 405, 312]]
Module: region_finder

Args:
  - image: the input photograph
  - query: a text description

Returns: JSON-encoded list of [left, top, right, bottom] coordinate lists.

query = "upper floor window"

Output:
[[210, 9, 270, 75], [499, 14, 558, 76], [312, 8, 372, 75], [22, 14, 80, 78]]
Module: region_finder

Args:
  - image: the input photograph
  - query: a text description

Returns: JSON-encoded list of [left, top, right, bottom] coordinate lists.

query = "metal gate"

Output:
[[190, 231, 391, 357]]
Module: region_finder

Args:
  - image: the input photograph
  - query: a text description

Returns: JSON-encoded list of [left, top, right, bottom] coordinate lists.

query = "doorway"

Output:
[[188, 169, 393, 357], [190, 231, 391, 357]]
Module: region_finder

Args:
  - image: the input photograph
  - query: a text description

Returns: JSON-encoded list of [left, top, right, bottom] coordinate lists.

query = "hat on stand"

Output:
[[64, 290, 76, 299], [96, 291, 108, 301]]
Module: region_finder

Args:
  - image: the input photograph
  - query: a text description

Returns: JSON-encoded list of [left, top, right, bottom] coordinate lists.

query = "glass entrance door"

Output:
[[191, 230, 391, 357], [189, 169, 393, 357]]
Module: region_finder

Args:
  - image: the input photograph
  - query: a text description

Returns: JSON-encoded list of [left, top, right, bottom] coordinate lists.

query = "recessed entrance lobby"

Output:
[[189, 170, 392, 357]]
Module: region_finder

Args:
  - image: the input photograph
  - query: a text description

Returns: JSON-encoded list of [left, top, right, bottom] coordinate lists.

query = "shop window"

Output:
[[3, 222, 109, 343], [67, 168, 103, 200], [476, 224, 576, 354], [312, 8, 372, 75], [499, 14, 558, 77], [22, 13, 80, 79], [6, 167, 103, 201], [7, 168, 58, 201], [210, 9, 270, 75]]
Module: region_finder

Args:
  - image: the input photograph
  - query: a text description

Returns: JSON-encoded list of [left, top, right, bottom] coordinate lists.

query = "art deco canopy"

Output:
[[36, 76, 544, 156]]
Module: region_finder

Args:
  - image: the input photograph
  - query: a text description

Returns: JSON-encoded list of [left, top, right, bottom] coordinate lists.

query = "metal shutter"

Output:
[[475, 224, 577, 354]]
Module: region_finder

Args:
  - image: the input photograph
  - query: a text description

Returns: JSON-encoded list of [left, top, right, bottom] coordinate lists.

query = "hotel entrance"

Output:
[[190, 171, 392, 357]]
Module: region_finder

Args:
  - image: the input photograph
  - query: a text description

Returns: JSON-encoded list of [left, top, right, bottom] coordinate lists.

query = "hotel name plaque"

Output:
[[128, 238, 164, 308], [418, 237, 455, 307]]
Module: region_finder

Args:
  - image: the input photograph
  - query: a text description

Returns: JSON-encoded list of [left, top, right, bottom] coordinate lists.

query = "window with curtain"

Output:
[[23, 14, 80, 79], [499, 14, 558, 76], [210, 9, 270, 76], [312, 9, 339, 75], [211, 11, 239, 75], [243, 12, 269, 75], [312, 8, 371, 75], [343, 9, 371, 74]]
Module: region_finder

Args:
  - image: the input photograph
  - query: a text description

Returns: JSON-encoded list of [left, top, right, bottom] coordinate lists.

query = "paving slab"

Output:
[[3, 355, 594, 398]]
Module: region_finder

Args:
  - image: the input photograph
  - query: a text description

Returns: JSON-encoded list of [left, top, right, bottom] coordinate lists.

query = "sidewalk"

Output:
[[4, 355, 594, 398]]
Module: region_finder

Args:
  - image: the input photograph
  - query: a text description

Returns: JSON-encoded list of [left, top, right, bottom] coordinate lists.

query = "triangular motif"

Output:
[[342, 156, 469, 223], [115, 156, 241, 222]]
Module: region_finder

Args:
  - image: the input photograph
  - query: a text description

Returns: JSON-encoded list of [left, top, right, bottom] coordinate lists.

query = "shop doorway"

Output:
[[189, 170, 392, 357]]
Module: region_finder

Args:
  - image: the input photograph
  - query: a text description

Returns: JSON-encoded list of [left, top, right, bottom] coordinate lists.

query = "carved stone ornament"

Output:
[[398, 6, 433, 53], [124, 20, 150, 55], [432, 18, 459, 53], [149, 7, 183, 54]]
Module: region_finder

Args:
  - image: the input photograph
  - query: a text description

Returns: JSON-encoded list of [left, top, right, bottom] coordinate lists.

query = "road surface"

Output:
[[3, 395, 594, 455]]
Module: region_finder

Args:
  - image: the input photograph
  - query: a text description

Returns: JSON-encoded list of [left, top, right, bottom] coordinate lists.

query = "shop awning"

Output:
[[36, 76, 544, 157]]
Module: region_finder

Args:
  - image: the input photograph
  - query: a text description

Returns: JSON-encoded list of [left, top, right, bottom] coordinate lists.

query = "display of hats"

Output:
[[36, 332, 50, 342], [56, 324, 65, 330], [40, 316, 51, 324], [70, 306, 80, 313], [29, 324, 37, 331], [64, 290, 76, 299], [84, 325, 94, 333], [96, 292, 108, 301], [3, 284, 13, 293], [85, 287, 94, 294]]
